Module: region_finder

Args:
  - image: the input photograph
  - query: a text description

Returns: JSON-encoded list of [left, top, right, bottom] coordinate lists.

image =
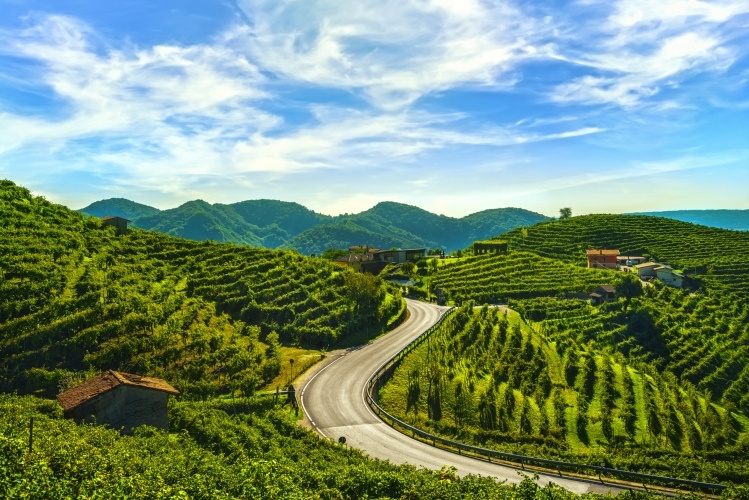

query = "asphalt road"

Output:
[[300, 298, 624, 494]]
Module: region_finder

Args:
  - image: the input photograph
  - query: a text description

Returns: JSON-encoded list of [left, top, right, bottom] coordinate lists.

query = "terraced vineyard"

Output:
[[0, 180, 401, 398], [511, 284, 749, 413], [379, 304, 749, 483], [500, 215, 749, 296], [431, 251, 623, 303]]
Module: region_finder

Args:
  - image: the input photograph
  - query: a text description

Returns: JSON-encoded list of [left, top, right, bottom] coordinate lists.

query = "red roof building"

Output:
[[586, 249, 620, 269]]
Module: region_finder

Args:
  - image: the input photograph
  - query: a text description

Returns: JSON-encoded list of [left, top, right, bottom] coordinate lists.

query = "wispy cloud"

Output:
[[232, 0, 550, 109], [549, 0, 748, 107], [0, 12, 597, 195]]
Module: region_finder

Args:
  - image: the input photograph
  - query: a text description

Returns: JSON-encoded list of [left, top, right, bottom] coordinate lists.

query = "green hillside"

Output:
[[380, 214, 749, 482], [79, 197, 161, 220], [431, 251, 624, 303], [379, 304, 749, 483], [630, 209, 749, 232], [0, 180, 401, 399], [1, 179, 653, 499], [501, 214, 749, 296], [429, 217, 749, 413], [282, 218, 411, 255]]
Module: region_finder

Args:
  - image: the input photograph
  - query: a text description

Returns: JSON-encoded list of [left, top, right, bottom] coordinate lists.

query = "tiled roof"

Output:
[[586, 249, 620, 256], [101, 216, 131, 222], [596, 284, 616, 294], [57, 370, 179, 411], [634, 262, 659, 268]]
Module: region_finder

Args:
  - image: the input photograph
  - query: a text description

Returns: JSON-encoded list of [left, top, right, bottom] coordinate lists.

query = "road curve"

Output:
[[301, 299, 623, 495]]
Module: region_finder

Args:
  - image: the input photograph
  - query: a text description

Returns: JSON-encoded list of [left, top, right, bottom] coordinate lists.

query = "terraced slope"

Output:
[[0, 180, 400, 398], [379, 305, 749, 484], [431, 251, 624, 303], [511, 287, 749, 413], [501, 215, 749, 296]]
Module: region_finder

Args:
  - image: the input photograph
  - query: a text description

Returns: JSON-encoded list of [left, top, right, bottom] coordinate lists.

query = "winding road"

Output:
[[300, 299, 623, 494]]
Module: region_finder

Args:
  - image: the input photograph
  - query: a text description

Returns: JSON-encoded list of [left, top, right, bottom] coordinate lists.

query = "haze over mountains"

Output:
[[79, 198, 549, 253]]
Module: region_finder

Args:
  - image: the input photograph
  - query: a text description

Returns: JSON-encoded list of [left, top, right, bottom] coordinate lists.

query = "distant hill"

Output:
[[79, 198, 161, 220], [78, 197, 548, 253], [628, 209, 749, 231], [285, 202, 549, 254]]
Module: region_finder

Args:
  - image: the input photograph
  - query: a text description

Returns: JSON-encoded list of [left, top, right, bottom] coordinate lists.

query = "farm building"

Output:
[[101, 216, 130, 235], [592, 285, 616, 302], [334, 252, 380, 273], [586, 249, 619, 269], [374, 248, 426, 264], [634, 262, 660, 278], [654, 266, 684, 288], [57, 370, 179, 434]]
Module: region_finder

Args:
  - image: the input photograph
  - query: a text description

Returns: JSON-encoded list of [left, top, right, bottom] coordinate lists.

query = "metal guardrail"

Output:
[[365, 307, 727, 493]]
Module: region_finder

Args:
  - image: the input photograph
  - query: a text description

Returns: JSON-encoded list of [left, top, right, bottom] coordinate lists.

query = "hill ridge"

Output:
[[80, 197, 549, 252]]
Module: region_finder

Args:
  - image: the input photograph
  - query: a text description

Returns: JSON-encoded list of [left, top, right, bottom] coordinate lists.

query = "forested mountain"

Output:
[[78, 197, 161, 220], [1, 180, 401, 399], [286, 203, 549, 254], [80, 197, 548, 253], [629, 209, 749, 231]]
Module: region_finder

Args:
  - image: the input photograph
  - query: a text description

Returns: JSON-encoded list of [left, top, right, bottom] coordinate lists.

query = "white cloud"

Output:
[[549, 0, 748, 107], [0, 13, 603, 196], [0, 14, 272, 154], [232, 0, 548, 109]]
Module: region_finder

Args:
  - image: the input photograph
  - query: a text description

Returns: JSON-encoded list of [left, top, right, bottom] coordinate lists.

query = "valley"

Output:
[[2, 179, 748, 497]]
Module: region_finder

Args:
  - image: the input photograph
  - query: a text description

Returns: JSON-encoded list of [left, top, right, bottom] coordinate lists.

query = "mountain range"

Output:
[[78, 198, 549, 253]]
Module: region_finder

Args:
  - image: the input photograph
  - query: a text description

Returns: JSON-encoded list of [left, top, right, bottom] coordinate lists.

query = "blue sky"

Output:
[[1, 0, 748, 217]]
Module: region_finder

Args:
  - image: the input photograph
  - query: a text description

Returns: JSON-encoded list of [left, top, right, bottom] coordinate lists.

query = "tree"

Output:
[[559, 207, 572, 220], [616, 273, 643, 308], [321, 248, 348, 260], [344, 272, 383, 321]]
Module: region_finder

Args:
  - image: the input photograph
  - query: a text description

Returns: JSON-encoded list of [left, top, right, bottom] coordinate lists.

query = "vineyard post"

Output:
[[29, 416, 33, 453]]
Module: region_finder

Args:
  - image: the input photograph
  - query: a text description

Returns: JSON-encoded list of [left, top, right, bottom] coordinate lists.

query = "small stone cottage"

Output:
[[57, 370, 179, 433], [101, 216, 130, 235]]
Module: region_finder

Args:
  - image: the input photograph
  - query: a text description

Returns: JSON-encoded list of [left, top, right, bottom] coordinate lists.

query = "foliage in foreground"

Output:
[[0, 393, 664, 499]]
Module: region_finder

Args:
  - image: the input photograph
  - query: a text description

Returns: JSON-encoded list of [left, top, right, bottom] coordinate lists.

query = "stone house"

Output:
[[590, 285, 616, 305], [334, 252, 378, 273], [57, 370, 179, 433], [101, 216, 130, 235]]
